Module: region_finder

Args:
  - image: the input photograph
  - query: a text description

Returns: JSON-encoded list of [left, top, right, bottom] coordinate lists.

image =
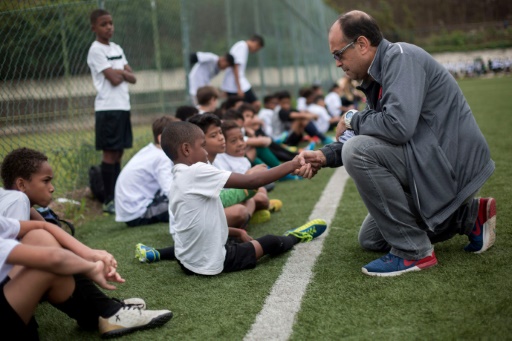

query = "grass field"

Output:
[[34, 76, 512, 340]]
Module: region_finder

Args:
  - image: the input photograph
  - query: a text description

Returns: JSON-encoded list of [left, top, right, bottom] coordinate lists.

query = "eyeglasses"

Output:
[[332, 40, 356, 61]]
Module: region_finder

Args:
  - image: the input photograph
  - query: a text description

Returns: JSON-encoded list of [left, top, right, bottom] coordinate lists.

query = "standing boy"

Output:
[[135, 121, 327, 276], [221, 35, 265, 111], [87, 9, 136, 214], [188, 52, 234, 103]]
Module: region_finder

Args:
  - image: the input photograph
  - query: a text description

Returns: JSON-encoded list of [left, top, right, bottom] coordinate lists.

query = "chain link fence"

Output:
[[0, 0, 339, 196]]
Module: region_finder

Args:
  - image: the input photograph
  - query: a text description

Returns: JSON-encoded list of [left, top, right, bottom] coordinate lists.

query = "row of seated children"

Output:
[[0, 148, 173, 338], [134, 120, 328, 276]]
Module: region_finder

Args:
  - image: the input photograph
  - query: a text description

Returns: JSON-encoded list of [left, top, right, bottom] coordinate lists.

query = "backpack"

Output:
[[89, 165, 105, 203], [36, 207, 75, 236]]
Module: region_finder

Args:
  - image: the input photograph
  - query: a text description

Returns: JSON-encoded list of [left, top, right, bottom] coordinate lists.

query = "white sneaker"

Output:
[[122, 298, 146, 310], [99, 306, 172, 338]]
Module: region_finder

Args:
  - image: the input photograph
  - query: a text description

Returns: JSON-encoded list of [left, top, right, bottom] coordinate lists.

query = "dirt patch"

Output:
[[48, 187, 104, 228]]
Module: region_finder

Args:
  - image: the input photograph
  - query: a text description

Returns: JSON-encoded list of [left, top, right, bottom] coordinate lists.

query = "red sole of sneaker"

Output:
[[476, 198, 496, 254]]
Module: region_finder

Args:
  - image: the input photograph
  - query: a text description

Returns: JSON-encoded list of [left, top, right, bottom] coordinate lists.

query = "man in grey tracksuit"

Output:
[[299, 10, 496, 277]]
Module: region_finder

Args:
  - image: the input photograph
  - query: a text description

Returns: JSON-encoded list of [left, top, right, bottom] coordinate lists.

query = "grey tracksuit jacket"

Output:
[[320, 39, 494, 229]]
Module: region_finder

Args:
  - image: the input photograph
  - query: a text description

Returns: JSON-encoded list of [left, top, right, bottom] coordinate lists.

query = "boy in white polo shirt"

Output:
[[115, 116, 178, 227], [87, 8, 137, 214], [221, 35, 265, 111]]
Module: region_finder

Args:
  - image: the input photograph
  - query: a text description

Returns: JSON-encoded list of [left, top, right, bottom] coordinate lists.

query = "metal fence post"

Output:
[[59, 4, 73, 119], [150, 0, 165, 113], [253, 0, 265, 96], [180, 0, 191, 103]]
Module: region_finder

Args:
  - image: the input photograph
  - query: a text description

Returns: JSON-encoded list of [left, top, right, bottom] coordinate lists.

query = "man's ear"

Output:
[[14, 177, 26, 192], [357, 36, 371, 55]]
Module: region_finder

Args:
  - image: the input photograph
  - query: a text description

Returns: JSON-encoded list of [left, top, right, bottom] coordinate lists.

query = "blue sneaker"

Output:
[[362, 252, 437, 277], [464, 197, 496, 253], [279, 173, 302, 181], [285, 219, 327, 242], [135, 243, 160, 263], [321, 136, 334, 144]]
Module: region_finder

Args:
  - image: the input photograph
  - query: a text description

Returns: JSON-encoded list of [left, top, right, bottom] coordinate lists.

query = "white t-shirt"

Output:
[[221, 41, 250, 93], [0, 188, 31, 220], [297, 97, 307, 112], [188, 52, 220, 97], [0, 216, 21, 282], [270, 104, 286, 140], [115, 143, 174, 222], [324, 91, 342, 118], [87, 41, 130, 111], [258, 108, 274, 137], [307, 103, 331, 134], [169, 162, 231, 275], [213, 153, 251, 174]]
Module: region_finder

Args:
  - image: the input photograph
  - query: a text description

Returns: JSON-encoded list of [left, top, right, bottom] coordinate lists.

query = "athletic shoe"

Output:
[[103, 200, 115, 215], [464, 197, 496, 253], [305, 141, 316, 151], [269, 199, 283, 213], [99, 306, 172, 338], [274, 132, 289, 144], [285, 218, 327, 242], [135, 243, 160, 263], [279, 173, 302, 181], [123, 298, 147, 310], [362, 252, 438, 277], [250, 210, 271, 224], [264, 182, 275, 193]]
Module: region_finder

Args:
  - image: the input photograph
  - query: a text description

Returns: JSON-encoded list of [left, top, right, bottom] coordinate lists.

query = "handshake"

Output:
[[291, 150, 328, 179]]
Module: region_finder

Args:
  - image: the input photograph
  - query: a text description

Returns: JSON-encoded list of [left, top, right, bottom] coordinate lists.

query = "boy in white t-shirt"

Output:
[[0, 149, 173, 336], [324, 83, 343, 118], [221, 35, 265, 111], [87, 9, 137, 214], [196, 86, 219, 114], [307, 95, 341, 135], [115, 116, 178, 227], [134, 121, 327, 275], [0, 215, 172, 338], [188, 52, 234, 102], [258, 94, 278, 137]]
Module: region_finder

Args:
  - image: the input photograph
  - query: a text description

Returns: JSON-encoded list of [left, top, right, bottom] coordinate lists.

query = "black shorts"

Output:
[[226, 88, 258, 104], [95, 110, 133, 151], [126, 192, 169, 227], [178, 242, 257, 275], [0, 277, 39, 340]]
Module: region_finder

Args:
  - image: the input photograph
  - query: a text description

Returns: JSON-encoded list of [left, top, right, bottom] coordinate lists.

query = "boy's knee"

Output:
[[21, 229, 59, 247]]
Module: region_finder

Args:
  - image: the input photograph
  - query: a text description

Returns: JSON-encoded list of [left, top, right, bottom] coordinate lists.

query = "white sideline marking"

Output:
[[244, 167, 349, 341]]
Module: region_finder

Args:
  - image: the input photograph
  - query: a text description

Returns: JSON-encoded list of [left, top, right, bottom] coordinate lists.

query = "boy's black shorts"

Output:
[[178, 242, 257, 275], [0, 277, 39, 339], [95, 110, 133, 151], [226, 88, 258, 104]]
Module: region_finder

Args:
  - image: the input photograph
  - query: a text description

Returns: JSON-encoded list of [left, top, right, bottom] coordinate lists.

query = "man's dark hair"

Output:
[[1, 148, 48, 189], [225, 53, 235, 66], [263, 94, 277, 104], [187, 113, 222, 133], [161, 121, 203, 162], [196, 86, 219, 106], [176, 105, 199, 121], [221, 120, 242, 137], [223, 109, 244, 122], [90, 9, 110, 25], [338, 11, 383, 46], [250, 34, 265, 47], [152, 116, 178, 144]]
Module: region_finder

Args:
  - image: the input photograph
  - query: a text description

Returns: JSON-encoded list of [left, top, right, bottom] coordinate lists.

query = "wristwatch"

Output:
[[344, 109, 357, 129]]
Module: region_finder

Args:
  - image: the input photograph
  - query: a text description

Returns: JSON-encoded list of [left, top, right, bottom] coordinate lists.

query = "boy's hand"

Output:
[[294, 150, 326, 179], [238, 229, 254, 243], [89, 249, 118, 273], [85, 261, 125, 290]]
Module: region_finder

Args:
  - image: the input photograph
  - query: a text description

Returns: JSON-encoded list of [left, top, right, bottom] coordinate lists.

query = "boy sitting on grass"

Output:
[[214, 120, 283, 224], [0, 148, 173, 337], [0, 215, 172, 338], [115, 116, 178, 227], [135, 121, 327, 276]]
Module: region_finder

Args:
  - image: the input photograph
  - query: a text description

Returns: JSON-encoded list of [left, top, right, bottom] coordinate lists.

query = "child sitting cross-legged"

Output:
[[134, 121, 327, 276], [214, 120, 282, 224]]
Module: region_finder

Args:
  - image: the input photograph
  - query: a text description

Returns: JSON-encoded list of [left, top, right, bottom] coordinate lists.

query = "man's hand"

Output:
[[335, 113, 348, 141], [294, 150, 326, 178]]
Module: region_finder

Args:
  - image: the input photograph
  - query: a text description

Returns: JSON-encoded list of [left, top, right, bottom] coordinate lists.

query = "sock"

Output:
[[256, 234, 300, 256], [101, 162, 116, 203], [114, 162, 121, 183], [52, 275, 122, 330], [156, 246, 176, 261]]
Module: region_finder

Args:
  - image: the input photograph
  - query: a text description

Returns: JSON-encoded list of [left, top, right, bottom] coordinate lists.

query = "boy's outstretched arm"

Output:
[[225, 155, 308, 189]]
